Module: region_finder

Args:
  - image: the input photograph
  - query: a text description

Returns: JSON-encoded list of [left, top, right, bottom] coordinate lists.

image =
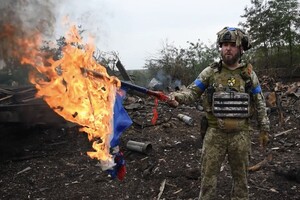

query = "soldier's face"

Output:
[[221, 42, 241, 66]]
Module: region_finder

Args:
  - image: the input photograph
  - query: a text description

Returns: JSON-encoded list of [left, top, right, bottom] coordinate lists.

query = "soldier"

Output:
[[168, 27, 270, 200]]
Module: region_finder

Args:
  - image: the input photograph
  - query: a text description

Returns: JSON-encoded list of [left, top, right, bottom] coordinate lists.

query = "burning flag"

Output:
[[107, 89, 132, 180], [0, 0, 173, 181], [1, 22, 132, 179], [31, 25, 122, 161]]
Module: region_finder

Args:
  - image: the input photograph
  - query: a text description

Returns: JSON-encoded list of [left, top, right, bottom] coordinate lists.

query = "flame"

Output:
[[1, 24, 121, 162]]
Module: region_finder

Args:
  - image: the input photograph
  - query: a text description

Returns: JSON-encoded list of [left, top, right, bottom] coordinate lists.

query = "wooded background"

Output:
[[144, 0, 300, 87], [0, 0, 299, 88]]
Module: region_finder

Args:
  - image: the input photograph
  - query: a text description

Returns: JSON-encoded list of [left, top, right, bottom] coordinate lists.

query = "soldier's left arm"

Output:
[[250, 71, 270, 132]]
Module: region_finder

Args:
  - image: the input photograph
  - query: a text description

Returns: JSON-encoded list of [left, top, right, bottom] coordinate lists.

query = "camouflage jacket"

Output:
[[173, 61, 270, 132]]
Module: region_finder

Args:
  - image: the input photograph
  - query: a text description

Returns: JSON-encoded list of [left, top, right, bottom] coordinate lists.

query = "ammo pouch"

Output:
[[216, 118, 247, 132], [212, 91, 250, 132]]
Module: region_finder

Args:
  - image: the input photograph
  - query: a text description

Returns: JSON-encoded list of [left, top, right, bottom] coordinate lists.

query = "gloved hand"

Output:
[[167, 93, 179, 108], [259, 131, 269, 149]]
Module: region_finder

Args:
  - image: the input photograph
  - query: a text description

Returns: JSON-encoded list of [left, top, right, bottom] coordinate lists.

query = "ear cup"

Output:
[[241, 35, 252, 51]]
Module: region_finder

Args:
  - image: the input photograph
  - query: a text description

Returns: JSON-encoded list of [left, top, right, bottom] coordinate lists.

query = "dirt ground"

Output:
[[0, 93, 299, 200]]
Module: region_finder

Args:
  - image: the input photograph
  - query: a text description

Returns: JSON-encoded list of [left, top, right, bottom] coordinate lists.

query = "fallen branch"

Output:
[[157, 179, 166, 200], [248, 153, 273, 172], [173, 188, 182, 194], [249, 179, 279, 193], [21, 97, 40, 103], [17, 167, 31, 175], [274, 128, 294, 137], [0, 95, 13, 102]]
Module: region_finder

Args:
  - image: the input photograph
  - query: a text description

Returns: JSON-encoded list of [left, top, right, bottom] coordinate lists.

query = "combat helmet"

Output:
[[217, 27, 252, 51]]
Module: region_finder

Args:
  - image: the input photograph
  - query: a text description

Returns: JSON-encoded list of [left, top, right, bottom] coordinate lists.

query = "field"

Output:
[[0, 88, 299, 200]]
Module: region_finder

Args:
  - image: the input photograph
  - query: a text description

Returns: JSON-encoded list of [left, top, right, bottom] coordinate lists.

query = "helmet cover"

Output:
[[217, 27, 252, 51]]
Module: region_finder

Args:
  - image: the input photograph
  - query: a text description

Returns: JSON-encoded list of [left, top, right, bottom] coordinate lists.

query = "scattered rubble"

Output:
[[0, 76, 299, 199]]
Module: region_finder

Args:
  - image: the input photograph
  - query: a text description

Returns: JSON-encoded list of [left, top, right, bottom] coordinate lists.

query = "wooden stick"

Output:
[[0, 95, 13, 102], [274, 128, 294, 137], [17, 167, 31, 175], [157, 179, 166, 200], [249, 179, 279, 193], [248, 153, 273, 172], [21, 97, 41, 102], [0, 88, 14, 95], [173, 188, 182, 194]]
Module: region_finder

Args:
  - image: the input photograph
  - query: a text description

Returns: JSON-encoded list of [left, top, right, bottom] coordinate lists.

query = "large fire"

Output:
[[1, 24, 120, 163]]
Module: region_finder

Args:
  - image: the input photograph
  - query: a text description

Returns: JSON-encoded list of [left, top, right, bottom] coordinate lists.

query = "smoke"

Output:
[[0, 0, 57, 64], [0, 0, 56, 37], [148, 69, 183, 91], [54, 0, 111, 49]]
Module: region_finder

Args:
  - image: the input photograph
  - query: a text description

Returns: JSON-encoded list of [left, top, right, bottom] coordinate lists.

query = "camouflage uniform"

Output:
[[172, 61, 270, 200]]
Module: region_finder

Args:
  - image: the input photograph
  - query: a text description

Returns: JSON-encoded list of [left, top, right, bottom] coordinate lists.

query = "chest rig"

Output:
[[211, 65, 250, 118], [204, 62, 252, 131]]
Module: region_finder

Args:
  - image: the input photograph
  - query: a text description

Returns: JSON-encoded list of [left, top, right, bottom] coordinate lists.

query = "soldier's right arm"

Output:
[[171, 66, 213, 105]]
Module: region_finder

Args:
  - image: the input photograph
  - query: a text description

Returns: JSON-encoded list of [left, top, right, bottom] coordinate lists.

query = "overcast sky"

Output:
[[56, 0, 250, 69]]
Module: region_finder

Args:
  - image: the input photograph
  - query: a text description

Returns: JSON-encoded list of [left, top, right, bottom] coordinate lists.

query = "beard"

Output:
[[221, 50, 241, 66]]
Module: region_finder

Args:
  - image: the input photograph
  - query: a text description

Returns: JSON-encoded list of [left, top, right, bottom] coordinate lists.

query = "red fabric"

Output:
[[117, 165, 126, 181], [151, 98, 159, 125]]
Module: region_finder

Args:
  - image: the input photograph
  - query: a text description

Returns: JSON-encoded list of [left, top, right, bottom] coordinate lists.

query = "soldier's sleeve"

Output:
[[250, 71, 270, 132], [172, 66, 212, 104]]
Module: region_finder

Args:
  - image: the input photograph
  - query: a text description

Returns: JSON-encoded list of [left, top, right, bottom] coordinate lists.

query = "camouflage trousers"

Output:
[[198, 127, 251, 200]]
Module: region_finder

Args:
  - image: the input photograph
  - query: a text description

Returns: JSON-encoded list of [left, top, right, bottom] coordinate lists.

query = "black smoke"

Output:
[[0, 0, 57, 62]]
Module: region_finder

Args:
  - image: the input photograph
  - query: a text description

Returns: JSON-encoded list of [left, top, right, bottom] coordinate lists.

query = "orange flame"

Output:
[[2, 24, 121, 162]]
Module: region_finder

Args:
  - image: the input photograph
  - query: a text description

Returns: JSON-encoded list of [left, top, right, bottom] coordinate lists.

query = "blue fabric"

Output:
[[251, 85, 262, 94], [106, 151, 126, 180], [227, 27, 236, 31], [194, 79, 207, 91], [110, 90, 132, 148]]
